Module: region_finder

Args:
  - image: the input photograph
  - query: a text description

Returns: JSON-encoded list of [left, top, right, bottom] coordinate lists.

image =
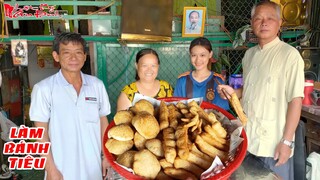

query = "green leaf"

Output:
[[219, 54, 230, 67]]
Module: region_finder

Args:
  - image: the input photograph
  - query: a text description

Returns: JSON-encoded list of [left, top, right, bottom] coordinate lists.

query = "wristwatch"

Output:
[[280, 138, 295, 149]]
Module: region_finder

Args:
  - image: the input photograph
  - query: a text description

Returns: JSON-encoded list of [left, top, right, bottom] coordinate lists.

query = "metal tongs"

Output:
[[214, 78, 232, 102]]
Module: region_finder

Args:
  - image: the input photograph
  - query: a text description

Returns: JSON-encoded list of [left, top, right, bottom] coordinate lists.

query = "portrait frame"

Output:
[[182, 7, 206, 37]]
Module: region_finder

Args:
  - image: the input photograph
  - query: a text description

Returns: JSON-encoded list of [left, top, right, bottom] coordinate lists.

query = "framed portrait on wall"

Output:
[[11, 39, 28, 66], [182, 7, 206, 37]]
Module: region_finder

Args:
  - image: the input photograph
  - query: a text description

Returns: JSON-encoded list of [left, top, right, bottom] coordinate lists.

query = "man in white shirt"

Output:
[[30, 32, 111, 180]]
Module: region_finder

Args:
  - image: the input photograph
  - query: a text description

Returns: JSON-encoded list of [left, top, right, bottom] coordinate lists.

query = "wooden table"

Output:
[[301, 105, 320, 155]]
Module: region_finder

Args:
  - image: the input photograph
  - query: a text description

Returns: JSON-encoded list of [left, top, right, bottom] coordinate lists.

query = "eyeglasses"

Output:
[[311, 90, 320, 106]]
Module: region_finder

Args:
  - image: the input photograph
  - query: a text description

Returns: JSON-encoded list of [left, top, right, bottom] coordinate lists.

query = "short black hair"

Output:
[[52, 32, 87, 54]]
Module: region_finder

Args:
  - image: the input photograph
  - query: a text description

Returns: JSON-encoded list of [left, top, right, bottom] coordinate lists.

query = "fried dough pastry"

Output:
[[180, 108, 190, 115], [190, 143, 213, 163], [174, 157, 204, 178], [159, 159, 173, 169], [164, 167, 197, 180], [167, 104, 180, 129], [176, 102, 188, 109], [175, 125, 189, 160], [134, 132, 146, 150], [108, 99, 234, 179], [116, 150, 137, 168], [163, 127, 177, 164], [105, 139, 133, 155], [230, 93, 248, 125], [133, 149, 161, 179], [159, 101, 169, 130], [163, 127, 175, 140], [131, 99, 154, 115], [132, 111, 160, 139], [188, 101, 214, 125], [156, 170, 174, 180], [208, 112, 218, 123], [145, 139, 164, 157], [113, 110, 133, 125], [164, 146, 176, 164], [195, 135, 228, 161], [200, 132, 229, 151], [108, 124, 134, 141], [204, 125, 228, 145], [211, 121, 227, 139], [187, 151, 211, 170]]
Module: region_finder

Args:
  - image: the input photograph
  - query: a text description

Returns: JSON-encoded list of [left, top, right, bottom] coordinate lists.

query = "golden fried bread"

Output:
[[208, 112, 218, 123], [164, 167, 197, 180], [176, 102, 188, 109], [134, 132, 146, 150], [145, 139, 164, 157], [155, 170, 174, 180], [108, 124, 134, 141], [175, 125, 189, 160], [113, 110, 133, 125], [105, 138, 133, 155], [163, 127, 177, 164], [159, 101, 169, 130], [106, 99, 234, 179], [164, 147, 176, 164], [174, 157, 204, 178], [211, 121, 227, 139], [133, 149, 161, 179], [131, 99, 154, 115], [200, 132, 229, 151], [167, 104, 180, 129], [204, 125, 228, 145], [162, 127, 175, 140], [230, 93, 248, 125], [195, 135, 228, 161], [132, 111, 160, 139], [190, 143, 213, 162], [159, 159, 173, 169], [116, 150, 137, 168], [187, 151, 211, 170]]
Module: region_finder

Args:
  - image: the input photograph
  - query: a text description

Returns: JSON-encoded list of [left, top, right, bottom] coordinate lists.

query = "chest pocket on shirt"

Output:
[[262, 69, 281, 121], [82, 98, 100, 123]]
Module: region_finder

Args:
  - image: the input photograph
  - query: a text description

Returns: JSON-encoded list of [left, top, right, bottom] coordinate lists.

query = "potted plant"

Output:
[[211, 53, 230, 74]]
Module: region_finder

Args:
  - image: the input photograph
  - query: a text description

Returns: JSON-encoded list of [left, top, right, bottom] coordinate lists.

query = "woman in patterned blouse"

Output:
[[117, 48, 173, 111]]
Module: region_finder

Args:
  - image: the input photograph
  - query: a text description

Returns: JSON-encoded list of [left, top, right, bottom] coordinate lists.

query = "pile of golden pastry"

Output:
[[105, 99, 230, 180]]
